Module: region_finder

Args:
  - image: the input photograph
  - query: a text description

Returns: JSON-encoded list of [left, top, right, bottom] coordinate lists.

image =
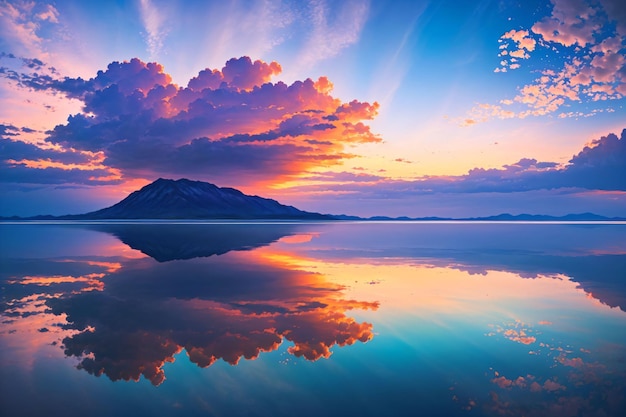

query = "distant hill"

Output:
[[60, 178, 331, 220], [461, 212, 622, 221], [331, 213, 625, 221]]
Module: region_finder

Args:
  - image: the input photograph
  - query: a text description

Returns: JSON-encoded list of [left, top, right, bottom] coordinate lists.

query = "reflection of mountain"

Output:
[[74, 178, 330, 219], [90, 223, 626, 310], [88, 223, 300, 261]]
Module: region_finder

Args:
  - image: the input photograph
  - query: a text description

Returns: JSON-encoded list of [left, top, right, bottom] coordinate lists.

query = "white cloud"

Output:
[[296, 0, 369, 69], [138, 0, 167, 60]]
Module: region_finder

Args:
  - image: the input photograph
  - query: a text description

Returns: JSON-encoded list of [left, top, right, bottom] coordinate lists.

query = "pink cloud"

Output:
[[476, 0, 625, 122], [502, 29, 537, 51], [495, 29, 536, 71], [1, 56, 380, 188], [503, 328, 536, 345], [531, 0, 600, 47], [189, 56, 283, 91], [543, 378, 566, 391]]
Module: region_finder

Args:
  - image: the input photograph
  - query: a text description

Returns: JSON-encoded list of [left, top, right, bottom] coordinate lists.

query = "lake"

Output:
[[1, 222, 625, 417]]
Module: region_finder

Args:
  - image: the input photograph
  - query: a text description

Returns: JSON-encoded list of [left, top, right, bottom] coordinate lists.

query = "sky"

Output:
[[1, 0, 625, 217]]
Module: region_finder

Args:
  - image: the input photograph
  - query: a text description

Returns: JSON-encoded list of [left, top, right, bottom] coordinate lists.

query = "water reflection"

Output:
[[1, 222, 625, 417], [1, 224, 377, 386], [85, 223, 305, 261], [284, 223, 626, 312]]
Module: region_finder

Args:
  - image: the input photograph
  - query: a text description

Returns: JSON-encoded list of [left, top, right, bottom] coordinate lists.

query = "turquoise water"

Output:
[[1, 222, 625, 417]]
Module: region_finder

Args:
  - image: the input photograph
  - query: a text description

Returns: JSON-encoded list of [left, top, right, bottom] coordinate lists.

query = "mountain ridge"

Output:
[[1, 178, 624, 221], [15, 178, 330, 220], [81, 178, 331, 220]]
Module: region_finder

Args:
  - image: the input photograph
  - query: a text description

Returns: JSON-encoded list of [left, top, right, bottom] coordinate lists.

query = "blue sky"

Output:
[[1, 0, 625, 217]]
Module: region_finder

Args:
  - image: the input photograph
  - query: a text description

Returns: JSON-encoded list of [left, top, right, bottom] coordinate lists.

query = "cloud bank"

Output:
[[1, 55, 380, 187], [285, 129, 626, 202]]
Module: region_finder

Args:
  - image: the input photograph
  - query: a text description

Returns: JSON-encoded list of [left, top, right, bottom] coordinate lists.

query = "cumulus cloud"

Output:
[[495, 29, 536, 71], [476, 0, 626, 121], [1, 55, 380, 187], [565, 129, 626, 189]]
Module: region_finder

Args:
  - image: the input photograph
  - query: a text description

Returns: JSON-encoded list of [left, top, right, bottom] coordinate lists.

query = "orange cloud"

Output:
[[2, 55, 381, 190]]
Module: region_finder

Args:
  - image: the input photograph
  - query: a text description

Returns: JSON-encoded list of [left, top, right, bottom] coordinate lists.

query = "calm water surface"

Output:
[[1, 222, 625, 417]]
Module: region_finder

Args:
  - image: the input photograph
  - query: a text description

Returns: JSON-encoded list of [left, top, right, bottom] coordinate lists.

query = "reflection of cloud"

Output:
[[0, 256, 114, 371], [8, 275, 105, 291], [491, 372, 566, 393], [278, 233, 318, 244], [0, 258, 115, 304], [481, 308, 625, 416], [284, 222, 626, 314], [491, 375, 528, 389], [502, 329, 536, 345], [490, 321, 537, 345], [281, 310, 374, 360], [0, 232, 379, 386], [2, 257, 377, 386]]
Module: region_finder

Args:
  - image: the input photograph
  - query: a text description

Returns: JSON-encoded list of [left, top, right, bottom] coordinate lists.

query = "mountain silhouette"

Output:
[[2, 178, 622, 221], [87, 223, 302, 262], [72, 178, 330, 220]]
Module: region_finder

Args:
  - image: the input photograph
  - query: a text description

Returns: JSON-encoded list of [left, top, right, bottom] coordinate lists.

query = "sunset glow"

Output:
[[0, 0, 624, 217]]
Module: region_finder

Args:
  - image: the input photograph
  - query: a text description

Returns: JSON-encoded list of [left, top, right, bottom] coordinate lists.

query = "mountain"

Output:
[[461, 212, 620, 221], [1, 179, 623, 221], [70, 178, 331, 220], [329, 213, 624, 221]]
